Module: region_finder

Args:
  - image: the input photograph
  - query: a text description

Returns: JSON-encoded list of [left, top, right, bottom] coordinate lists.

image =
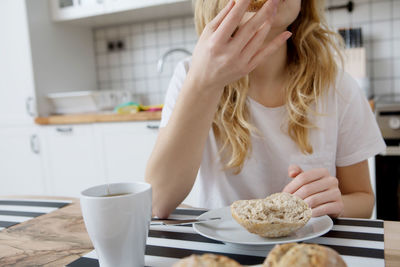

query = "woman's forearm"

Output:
[[341, 192, 375, 218], [145, 76, 224, 218]]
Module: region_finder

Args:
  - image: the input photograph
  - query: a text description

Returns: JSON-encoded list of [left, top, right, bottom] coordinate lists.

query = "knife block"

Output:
[[341, 47, 371, 98], [342, 47, 367, 79]]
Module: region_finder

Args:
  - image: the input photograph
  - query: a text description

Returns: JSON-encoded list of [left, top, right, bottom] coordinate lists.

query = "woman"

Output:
[[145, 0, 385, 219]]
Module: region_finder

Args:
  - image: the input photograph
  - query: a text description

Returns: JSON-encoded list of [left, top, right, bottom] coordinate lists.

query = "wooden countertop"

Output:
[[386, 220, 400, 266], [34, 100, 374, 126], [0, 196, 399, 266], [35, 111, 161, 125]]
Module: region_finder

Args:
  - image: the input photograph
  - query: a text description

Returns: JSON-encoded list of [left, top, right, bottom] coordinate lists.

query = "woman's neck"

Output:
[[248, 32, 289, 108]]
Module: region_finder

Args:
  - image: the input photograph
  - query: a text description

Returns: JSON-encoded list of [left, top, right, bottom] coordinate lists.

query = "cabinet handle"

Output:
[[25, 97, 35, 117], [56, 127, 73, 133], [30, 134, 40, 154], [147, 125, 159, 130]]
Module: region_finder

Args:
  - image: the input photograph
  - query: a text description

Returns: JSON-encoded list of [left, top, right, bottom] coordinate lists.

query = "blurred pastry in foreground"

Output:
[[173, 254, 242, 267], [264, 243, 347, 267]]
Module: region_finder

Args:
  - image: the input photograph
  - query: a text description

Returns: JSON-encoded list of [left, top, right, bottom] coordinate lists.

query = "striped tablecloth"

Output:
[[0, 198, 71, 231], [67, 208, 385, 267]]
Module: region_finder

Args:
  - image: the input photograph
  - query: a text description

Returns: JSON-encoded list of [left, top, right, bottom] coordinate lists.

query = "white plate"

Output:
[[193, 206, 333, 249]]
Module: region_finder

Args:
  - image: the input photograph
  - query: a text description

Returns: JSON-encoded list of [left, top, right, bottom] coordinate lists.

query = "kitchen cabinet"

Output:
[[0, 0, 97, 122], [48, 0, 193, 26], [104, 0, 187, 13], [49, 0, 105, 21], [103, 0, 145, 12], [39, 121, 158, 197], [0, 127, 45, 195], [0, 0, 37, 125], [0, 0, 97, 195], [41, 124, 105, 197], [94, 121, 159, 184]]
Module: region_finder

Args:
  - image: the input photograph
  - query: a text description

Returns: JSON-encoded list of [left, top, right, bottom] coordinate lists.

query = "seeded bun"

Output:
[[235, 0, 268, 12], [173, 254, 242, 267], [172, 243, 346, 267], [230, 193, 312, 238], [264, 243, 347, 267]]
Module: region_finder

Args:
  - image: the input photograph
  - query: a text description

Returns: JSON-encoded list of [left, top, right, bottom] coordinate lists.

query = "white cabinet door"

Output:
[[0, 127, 45, 195], [94, 121, 159, 184], [104, 0, 189, 12], [41, 124, 105, 197], [0, 0, 36, 125], [78, 0, 106, 17], [103, 0, 143, 12], [104, 0, 179, 13], [49, 0, 105, 21]]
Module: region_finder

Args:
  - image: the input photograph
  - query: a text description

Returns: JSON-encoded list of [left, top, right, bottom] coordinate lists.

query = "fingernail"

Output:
[[285, 32, 293, 39]]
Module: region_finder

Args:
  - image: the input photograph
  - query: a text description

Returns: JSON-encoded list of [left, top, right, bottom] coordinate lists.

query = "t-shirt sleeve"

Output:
[[160, 58, 190, 128], [336, 74, 386, 167]]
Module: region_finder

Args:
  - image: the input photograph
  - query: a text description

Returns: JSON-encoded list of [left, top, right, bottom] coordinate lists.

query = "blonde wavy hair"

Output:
[[194, 0, 342, 173]]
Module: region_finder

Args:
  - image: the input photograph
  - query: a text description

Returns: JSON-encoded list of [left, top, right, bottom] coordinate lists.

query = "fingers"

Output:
[[214, 0, 252, 42], [288, 164, 303, 178], [282, 168, 329, 194], [281, 166, 343, 218], [311, 200, 344, 218], [248, 31, 292, 70], [234, 0, 279, 50], [293, 176, 339, 200], [240, 21, 272, 60], [303, 188, 341, 210], [208, 0, 236, 32]]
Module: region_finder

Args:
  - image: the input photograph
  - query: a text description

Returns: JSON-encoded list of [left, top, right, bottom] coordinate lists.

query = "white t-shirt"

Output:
[[160, 57, 386, 209]]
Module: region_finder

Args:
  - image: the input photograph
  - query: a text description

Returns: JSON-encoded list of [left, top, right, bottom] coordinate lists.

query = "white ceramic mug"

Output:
[[80, 182, 152, 267]]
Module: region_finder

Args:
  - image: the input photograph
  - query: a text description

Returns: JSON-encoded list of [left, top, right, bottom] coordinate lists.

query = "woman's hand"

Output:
[[283, 165, 344, 218], [188, 0, 292, 92]]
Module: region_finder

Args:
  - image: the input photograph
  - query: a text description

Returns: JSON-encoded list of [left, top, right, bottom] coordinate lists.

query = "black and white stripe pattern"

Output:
[[0, 199, 72, 231], [67, 208, 385, 267]]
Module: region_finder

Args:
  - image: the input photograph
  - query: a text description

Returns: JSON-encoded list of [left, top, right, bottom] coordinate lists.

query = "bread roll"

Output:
[[173, 254, 242, 267], [264, 243, 347, 267], [235, 0, 268, 12], [230, 192, 312, 238]]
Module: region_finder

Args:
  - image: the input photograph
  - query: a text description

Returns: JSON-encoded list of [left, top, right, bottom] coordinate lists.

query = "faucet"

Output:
[[157, 48, 192, 74]]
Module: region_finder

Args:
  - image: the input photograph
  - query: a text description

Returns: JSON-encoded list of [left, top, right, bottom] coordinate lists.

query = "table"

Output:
[[0, 196, 399, 266]]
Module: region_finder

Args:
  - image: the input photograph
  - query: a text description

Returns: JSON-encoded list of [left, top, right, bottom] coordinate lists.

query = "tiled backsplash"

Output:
[[93, 0, 400, 105], [326, 0, 400, 96], [93, 16, 197, 105]]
